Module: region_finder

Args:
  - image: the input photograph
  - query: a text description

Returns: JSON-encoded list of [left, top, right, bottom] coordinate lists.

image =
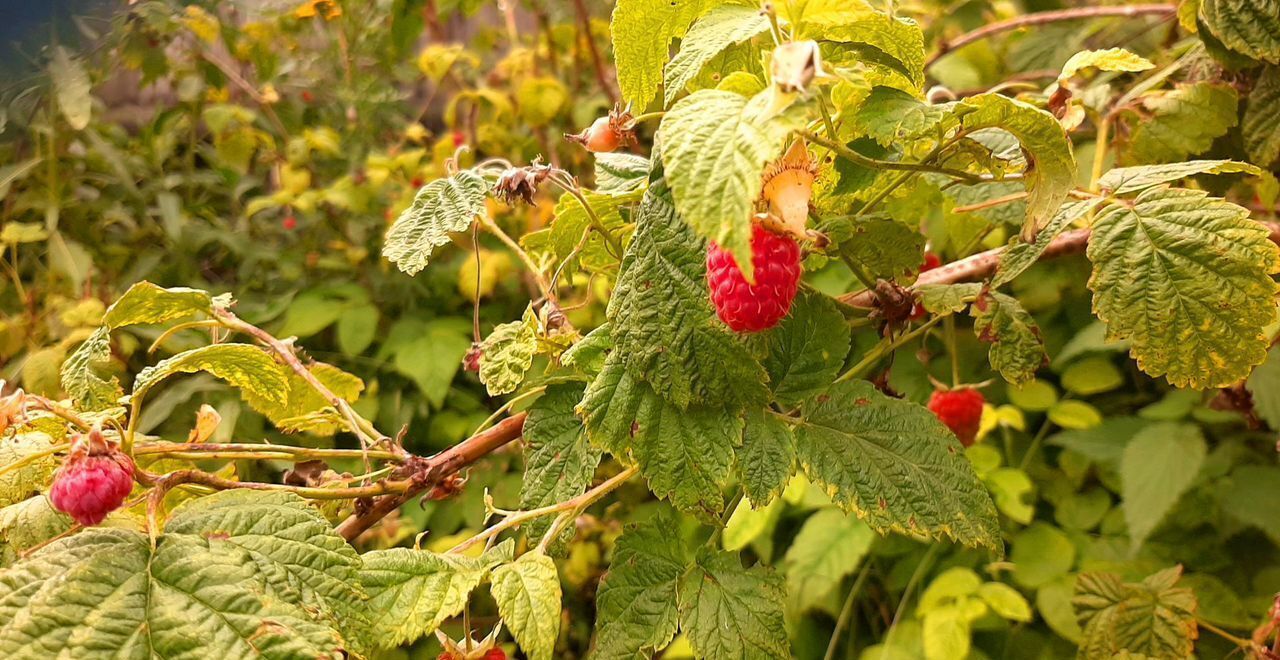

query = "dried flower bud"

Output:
[[463, 342, 483, 372], [771, 41, 823, 94], [0, 388, 24, 437], [493, 164, 552, 205], [758, 139, 817, 240]]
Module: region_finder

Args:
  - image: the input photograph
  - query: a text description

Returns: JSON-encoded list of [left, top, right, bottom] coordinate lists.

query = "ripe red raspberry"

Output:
[[49, 430, 135, 526], [927, 388, 985, 447], [282, 215, 298, 231], [707, 225, 802, 333], [483, 650, 506, 660]]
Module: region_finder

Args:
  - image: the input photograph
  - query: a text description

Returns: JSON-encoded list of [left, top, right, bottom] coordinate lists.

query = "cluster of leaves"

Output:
[[4, 0, 1280, 658]]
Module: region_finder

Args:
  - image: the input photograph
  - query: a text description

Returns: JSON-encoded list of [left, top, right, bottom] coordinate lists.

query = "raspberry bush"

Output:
[[2, 0, 1280, 658]]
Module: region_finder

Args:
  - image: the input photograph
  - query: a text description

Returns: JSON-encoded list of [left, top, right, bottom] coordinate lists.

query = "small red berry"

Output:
[[49, 430, 135, 526], [707, 224, 802, 333], [451, 130, 466, 148], [910, 252, 942, 320], [282, 215, 298, 230], [927, 388, 985, 447], [301, 90, 314, 103], [411, 176, 425, 189], [483, 649, 506, 660]]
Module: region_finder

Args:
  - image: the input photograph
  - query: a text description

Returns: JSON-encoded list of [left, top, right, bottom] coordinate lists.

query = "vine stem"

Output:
[[801, 130, 985, 184], [449, 465, 638, 555], [927, 4, 1177, 67], [824, 562, 874, 660], [888, 543, 941, 633], [837, 315, 946, 383], [480, 215, 553, 300], [131, 442, 405, 463]]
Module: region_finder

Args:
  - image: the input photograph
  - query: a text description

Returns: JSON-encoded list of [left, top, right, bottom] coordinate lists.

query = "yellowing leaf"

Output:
[[382, 170, 489, 276], [1058, 48, 1154, 81], [133, 344, 290, 406], [611, 0, 717, 108], [49, 47, 91, 131], [103, 281, 217, 329], [479, 308, 538, 397], [492, 552, 562, 660]]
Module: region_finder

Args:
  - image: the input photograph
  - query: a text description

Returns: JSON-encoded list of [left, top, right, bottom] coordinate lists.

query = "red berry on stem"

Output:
[[707, 224, 802, 333], [483, 649, 506, 660], [49, 431, 135, 526], [927, 388, 985, 447], [282, 215, 298, 230], [910, 252, 942, 320]]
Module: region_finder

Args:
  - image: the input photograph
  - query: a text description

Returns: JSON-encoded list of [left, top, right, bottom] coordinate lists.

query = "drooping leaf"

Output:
[[103, 282, 217, 329], [1086, 187, 1280, 388], [59, 326, 122, 411], [358, 541, 512, 649], [785, 508, 874, 612], [1096, 160, 1262, 196], [382, 170, 489, 276], [1198, 0, 1280, 64], [1120, 423, 1206, 550], [589, 514, 689, 659], [240, 361, 363, 435], [970, 291, 1046, 386], [605, 179, 768, 409], [1073, 566, 1198, 659], [1122, 83, 1238, 165], [756, 290, 851, 406], [132, 344, 290, 406], [479, 308, 538, 397], [0, 434, 59, 509], [957, 94, 1075, 239], [1243, 65, 1280, 168], [49, 47, 91, 130], [664, 5, 770, 107], [736, 408, 796, 507], [520, 383, 602, 541], [994, 198, 1102, 287], [491, 552, 562, 660], [677, 548, 789, 659], [793, 380, 1002, 552], [611, 0, 717, 109], [657, 89, 799, 281], [164, 490, 370, 652], [580, 359, 740, 516]]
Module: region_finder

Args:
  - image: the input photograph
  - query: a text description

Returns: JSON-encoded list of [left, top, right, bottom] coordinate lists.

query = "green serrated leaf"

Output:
[[1122, 82, 1238, 165], [1087, 187, 1280, 388], [606, 179, 769, 409], [1073, 566, 1198, 659], [793, 380, 1002, 551], [543, 188, 639, 274], [611, 0, 717, 109], [756, 291, 850, 406], [59, 326, 122, 411], [809, 13, 926, 89], [492, 552, 562, 660], [49, 47, 91, 131], [520, 383, 602, 542], [737, 408, 796, 507], [0, 496, 70, 564], [594, 153, 651, 194], [382, 170, 489, 276], [657, 89, 798, 281], [677, 548, 789, 659], [1058, 48, 1154, 80], [1246, 345, 1280, 430], [971, 291, 1045, 386], [1198, 0, 1280, 64], [133, 344, 290, 406], [589, 514, 689, 659], [664, 5, 770, 107], [359, 541, 512, 649], [994, 198, 1101, 287], [852, 87, 953, 147], [958, 94, 1075, 239], [580, 358, 740, 516], [240, 361, 363, 435], [562, 323, 612, 375], [785, 508, 873, 612], [0, 434, 59, 509], [917, 283, 982, 315], [835, 216, 928, 283], [1120, 423, 1206, 550], [165, 489, 370, 652], [1243, 66, 1280, 168], [1097, 160, 1262, 195], [479, 308, 538, 397], [103, 281, 215, 329], [0, 528, 344, 657]]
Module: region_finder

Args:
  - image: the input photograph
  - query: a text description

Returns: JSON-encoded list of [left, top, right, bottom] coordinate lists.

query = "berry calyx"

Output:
[[565, 106, 636, 153], [707, 224, 802, 333], [48, 429, 135, 526], [927, 388, 985, 447]]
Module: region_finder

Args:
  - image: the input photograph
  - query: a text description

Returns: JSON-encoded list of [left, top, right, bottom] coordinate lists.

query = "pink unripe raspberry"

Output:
[[707, 224, 802, 333], [49, 431, 135, 526]]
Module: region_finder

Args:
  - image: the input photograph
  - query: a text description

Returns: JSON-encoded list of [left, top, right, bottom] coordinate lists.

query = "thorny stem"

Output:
[[449, 465, 638, 555], [944, 315, 960, 388], [132, 442, 404, 463], [1198, 618, 1254, 649]]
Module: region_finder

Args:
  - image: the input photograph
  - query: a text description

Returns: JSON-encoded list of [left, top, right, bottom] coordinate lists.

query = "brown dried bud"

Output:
[[493, 164, 552, 206], [462, 342, 483, 372]]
